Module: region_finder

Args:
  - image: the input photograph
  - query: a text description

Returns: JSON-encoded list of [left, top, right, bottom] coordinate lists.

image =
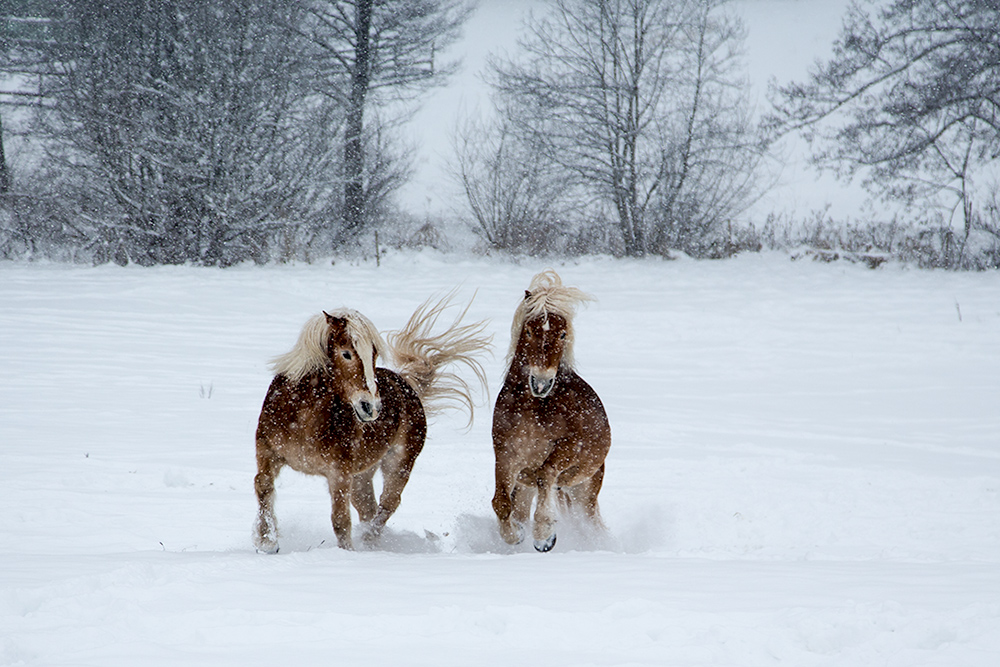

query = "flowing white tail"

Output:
[[388, 293, 491, 426]]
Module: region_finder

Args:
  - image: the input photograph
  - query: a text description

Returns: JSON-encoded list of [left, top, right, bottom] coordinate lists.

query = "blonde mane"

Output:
[[270, 309, 388, 392], [505, 269, 594, 371]]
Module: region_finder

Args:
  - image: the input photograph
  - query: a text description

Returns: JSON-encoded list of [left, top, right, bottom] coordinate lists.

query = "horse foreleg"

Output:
[[253, 448, 282, 554], [327, 472, 354, 550], [577, 463, 607, 530], [532, 438, 580, 552], [366, 443, 418, 542], [493, 459, 526, 545], [532, 470, 559, 552]]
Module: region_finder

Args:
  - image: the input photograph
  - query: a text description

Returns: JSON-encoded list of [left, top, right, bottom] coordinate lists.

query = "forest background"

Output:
[[1, 0, 998, 269]]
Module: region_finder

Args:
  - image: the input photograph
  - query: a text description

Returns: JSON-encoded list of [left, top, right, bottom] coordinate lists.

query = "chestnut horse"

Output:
[[254, 296, 489, 552], [492, 270, 611, 552]]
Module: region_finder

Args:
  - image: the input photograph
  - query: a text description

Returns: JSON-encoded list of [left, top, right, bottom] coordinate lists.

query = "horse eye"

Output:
[[559, 332, 566, 340], [342, 350, 352, 360]]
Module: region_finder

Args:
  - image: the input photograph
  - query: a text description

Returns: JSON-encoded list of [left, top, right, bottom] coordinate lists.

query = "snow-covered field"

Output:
[[2, 252, 999, 665]]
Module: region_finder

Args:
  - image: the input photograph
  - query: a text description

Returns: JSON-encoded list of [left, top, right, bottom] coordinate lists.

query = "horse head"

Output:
[[507, 270, 593, 399], [323, 311, 382, 422], [517, 310, 569, 398]]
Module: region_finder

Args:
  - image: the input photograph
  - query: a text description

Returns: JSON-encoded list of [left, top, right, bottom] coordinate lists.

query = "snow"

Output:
[[2, 252, 999, 665]]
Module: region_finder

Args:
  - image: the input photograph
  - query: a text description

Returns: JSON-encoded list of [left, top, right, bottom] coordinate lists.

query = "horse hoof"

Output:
[[533, 533, 557, 553], [360, 524, 382, 548], [499, 520, 526, 545], [255, 544, 279, 555]]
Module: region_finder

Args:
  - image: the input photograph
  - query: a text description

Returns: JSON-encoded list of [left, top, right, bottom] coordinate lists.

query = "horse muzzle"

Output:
[[529, 369, 556, 398], [352, 394, 382, 422]]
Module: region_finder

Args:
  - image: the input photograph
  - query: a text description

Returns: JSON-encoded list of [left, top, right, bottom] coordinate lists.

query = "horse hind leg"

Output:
[[253, 448, 282, 554], [351, 467, 378, 524], [580, 464, 607, 530], [564, 463, 607, 532], [364, 438, 422, 545], [556, 487, 573, 515]]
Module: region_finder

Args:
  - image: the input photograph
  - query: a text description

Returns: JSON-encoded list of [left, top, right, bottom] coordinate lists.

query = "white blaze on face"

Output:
[[345, 326, 379, 396], [360, 345, 379, 396], [345, 323, 381, 421]]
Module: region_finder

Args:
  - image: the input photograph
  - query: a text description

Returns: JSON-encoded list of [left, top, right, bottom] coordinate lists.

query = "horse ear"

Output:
[[323, 311, 346, 328], [524, 290, 531, 300]]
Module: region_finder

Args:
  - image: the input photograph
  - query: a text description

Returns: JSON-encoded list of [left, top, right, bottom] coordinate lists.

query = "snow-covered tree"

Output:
[[0, 0, 351, 265], [56, 0, 344, 265]]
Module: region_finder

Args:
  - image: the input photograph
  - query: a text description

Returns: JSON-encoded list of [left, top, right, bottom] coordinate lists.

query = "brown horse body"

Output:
[[491, 271, 611, 552], [254, 299, 488, 552]]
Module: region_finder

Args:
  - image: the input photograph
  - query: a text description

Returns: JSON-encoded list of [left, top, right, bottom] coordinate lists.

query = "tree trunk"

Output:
[[617, 190, 645, 257], [342, 0, 373, 242], [0, 112, 11, 196]]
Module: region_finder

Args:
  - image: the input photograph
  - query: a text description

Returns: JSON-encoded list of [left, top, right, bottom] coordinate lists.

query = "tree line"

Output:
[[1, 0, 998, 267], [0, 0, 467, 265]]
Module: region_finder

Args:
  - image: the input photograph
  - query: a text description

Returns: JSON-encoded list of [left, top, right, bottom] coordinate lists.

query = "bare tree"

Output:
[[768, 0, 1000, 246], [0, 0, 62, 195], [449, 112, 575, 254], [487, 0, 768, 257], [295, 0, 471, 245], [651, 0, 772, 255]]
